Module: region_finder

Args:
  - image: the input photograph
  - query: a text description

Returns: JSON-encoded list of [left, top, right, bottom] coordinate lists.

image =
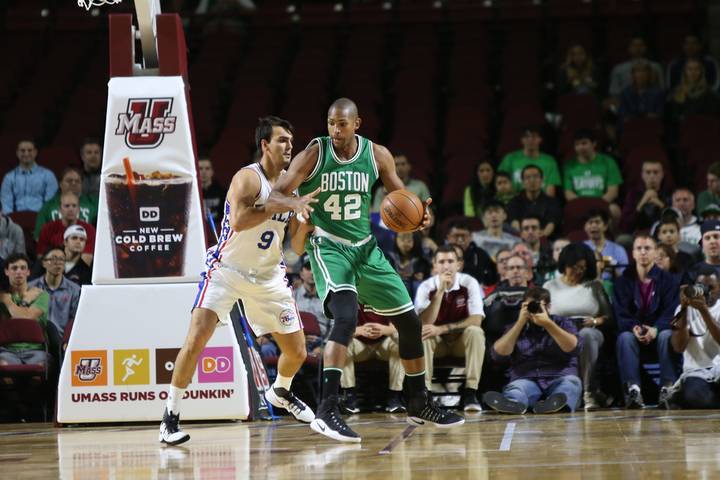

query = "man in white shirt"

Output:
[[669, 266, 720, 409], [415, 245, 485, 411]]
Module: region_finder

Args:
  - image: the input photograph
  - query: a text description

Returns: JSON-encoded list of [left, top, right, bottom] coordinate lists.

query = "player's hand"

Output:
[[413, 198, 433, 232], [294, 187, 321, 222]]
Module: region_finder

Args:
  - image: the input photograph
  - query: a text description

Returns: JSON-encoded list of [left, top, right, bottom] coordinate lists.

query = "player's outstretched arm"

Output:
[[227, 168, 271, 232], [374, 143, 433, 230], [267, 144, 321, 218]]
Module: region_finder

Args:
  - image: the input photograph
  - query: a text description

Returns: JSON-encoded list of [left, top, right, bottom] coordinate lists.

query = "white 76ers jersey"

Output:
[[205, 163, 293, 282]]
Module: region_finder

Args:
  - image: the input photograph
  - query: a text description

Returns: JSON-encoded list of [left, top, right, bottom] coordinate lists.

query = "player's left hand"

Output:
[[414, 198, 433, 232]]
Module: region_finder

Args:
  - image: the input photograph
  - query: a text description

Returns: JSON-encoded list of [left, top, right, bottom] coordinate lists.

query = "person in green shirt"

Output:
[[498, 126, 561, 197], [563, 129, 623, 227], [697, 162, 720, 217], [0, 253, 50, 367], [371, 153, 430, 212], [34, 166, 98, 240]]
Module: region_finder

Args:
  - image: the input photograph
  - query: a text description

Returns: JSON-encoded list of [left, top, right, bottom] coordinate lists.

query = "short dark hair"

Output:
[[633, 233, 657, 246], [523, 286, 551, 304], [484, 200, 506, 213], [557, 243, 597, 282], [574, 128, 596, 143], [708, 161, 720, 178], [584, 208, 609, 225], [17, 138, 36, 148], [80, 137, 101, 149], [4, 252, 30, 268], [495, 171, 512, 182], [446, 219, 471, 233], [255, 116, 294, 151], [60, 166, 83, 181], [434, 244, 459, 261], [44, 247, 65, 259], [520, 214, 544, 228], [521, 164, 544, 180]]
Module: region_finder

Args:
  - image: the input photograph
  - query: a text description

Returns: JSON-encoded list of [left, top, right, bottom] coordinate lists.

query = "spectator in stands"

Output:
[[668, 265, 720, 409], [507, 165, 562, 237], [655, 243, 683, 277], [415, 245, 486, 412], [79, 138, 102, 200], [667, 59, 720, 124], [671, 189, 702, 247], [445, 219, 498, 286], [1, 139, 58, 215], [702, 204, 720, 222], [619, 159, 669, 233], [564, 129, 623, 225], [292, 260, 332, 339], [697, 162, 720, 215], [544, 243, 614, 410], [0, 212, 25, 260], [341, 309, 405, 413], [498, 127, 561, 197], [34, 167, 97, 240], [494, 172, 516, 205], [519, 215, 553, 275], [472, 202, 520, 259], [198, 157, 227, 227], [63, 225, 92, 286], [584, 209, 628, 278], [609, 36, 664, 99], [684, 220, 720, 283], [463, 160, 496, 218], [37, 193, 95, 264], [494, 248, 514, 283], [0, 253, 50, 368], [483, 286, 582, 414], [512, 242, 538, 282], [557, 44, 598, 95], [371, 154, 430, 212], [29, 247, 80, 359], [615, 235, 679, 408], [617, 61, 665, 126], [654, 217, 695, 274], [386, 232, 430, 298], [667, 34, 720, 92]]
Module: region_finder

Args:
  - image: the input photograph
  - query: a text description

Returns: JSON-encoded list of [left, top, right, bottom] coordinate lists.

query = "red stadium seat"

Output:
[[619, 117, 664, 153], [680, 115, 720, 151], [563, 198, 609, 235]]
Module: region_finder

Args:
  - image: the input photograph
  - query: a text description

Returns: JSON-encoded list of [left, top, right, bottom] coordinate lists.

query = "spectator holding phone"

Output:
[[544, 243, 614, 410], [614, 235, 680, 408]]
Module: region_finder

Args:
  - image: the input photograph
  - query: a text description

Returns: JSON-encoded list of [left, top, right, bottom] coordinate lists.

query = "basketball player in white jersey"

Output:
[[159, 116, 320, 445]]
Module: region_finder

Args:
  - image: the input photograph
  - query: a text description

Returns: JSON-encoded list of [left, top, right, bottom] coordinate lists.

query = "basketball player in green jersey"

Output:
[[270, 98, 464, 443]]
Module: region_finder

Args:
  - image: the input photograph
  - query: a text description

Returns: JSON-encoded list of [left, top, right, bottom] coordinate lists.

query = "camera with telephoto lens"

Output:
[[683, 284, 710, 301], [527, 300, 543, 314]]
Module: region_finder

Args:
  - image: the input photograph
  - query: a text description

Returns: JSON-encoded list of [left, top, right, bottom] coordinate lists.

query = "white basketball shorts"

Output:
[[192, 263, 302, 336]]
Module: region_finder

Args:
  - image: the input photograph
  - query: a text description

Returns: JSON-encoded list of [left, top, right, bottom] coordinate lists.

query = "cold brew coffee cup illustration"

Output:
[[105, 158, 192, 278]]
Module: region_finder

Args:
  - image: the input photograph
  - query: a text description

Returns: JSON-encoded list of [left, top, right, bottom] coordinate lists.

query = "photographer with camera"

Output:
[[482, 287, 583, 414], [615, 235, 680, 408], [544, 243, 615, 410], [668, 266, 720, 408]]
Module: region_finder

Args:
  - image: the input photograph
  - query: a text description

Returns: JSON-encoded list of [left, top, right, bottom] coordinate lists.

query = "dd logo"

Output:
[[202, 356, 231, 374], [139, 206, 160, 222]]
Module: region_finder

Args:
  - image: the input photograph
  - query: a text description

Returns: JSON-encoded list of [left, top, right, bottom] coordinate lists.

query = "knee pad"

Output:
[[389, 310, 423, 360], [326, 290, 358, 346]]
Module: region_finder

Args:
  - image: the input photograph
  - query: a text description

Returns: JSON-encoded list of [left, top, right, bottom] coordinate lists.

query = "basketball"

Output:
[[380, 189, 424, 232]]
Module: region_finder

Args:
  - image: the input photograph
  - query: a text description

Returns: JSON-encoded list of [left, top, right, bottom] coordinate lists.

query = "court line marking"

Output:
[[378, 425, 417, 455], [499, 422, 516, 451]]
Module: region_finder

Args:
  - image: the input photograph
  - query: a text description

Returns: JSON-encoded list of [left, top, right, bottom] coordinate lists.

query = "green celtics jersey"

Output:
[[298, 135, 378, 243]]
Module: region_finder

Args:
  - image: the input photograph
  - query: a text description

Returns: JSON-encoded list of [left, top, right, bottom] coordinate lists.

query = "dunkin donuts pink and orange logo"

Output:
[[197, 347, 233, 383]]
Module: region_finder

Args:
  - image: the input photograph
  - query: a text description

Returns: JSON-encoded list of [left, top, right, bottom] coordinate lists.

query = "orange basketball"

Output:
[[380, 189, 425, 233]]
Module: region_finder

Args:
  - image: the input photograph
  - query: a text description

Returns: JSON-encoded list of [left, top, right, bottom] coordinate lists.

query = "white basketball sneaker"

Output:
[[159, 408, 190, 445], [265, 387, 315, 423]]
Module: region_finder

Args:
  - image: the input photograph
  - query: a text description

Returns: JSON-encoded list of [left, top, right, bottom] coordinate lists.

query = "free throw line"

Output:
[[499, 422, 516, 451], [379, 425, 417, 455]]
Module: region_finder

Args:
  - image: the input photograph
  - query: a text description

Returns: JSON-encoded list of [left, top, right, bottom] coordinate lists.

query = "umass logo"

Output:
[[115, 98, 177, 149]]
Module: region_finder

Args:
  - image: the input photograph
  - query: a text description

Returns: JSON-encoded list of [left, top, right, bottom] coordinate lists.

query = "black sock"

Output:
[[404, 370, 426, 396], [322, 368, 342, 401]]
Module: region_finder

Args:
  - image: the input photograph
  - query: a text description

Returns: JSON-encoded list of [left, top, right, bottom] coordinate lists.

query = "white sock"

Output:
[[167, 386, 186, 414], [274, 374, 293, 392]]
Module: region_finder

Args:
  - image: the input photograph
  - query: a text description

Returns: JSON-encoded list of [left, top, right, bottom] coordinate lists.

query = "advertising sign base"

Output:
[[57, 283, 249, 424]]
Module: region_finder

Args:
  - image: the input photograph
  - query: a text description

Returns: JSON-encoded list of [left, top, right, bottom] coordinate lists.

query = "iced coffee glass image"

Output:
[[105, 170, 192, 278]]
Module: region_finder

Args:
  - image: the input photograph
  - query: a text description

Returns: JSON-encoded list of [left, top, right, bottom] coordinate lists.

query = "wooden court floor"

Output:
[[2, 410, 720, 479]]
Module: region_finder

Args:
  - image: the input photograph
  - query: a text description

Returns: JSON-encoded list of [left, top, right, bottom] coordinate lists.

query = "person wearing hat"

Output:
[[29, 246, 80, 360], [702, 204, 720, 221], [697, 162, 720, 216], [563, 129, 623, 228], [63, 225, 92, 286], [36, 192, 95, 266], [683, 220, 720, 284], [498, 126, 561, 198]]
